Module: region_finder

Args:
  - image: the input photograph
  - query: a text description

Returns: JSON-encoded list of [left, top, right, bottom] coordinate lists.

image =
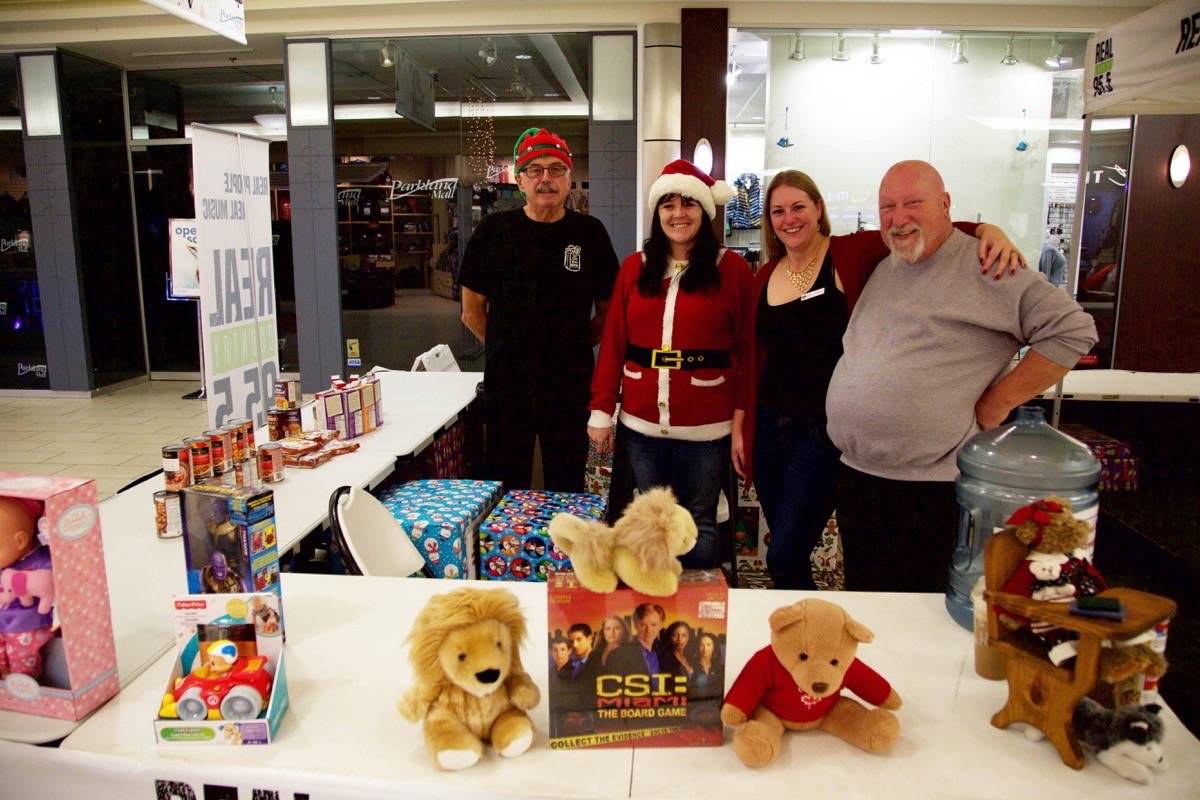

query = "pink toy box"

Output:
[[0, 472, 118, 720]]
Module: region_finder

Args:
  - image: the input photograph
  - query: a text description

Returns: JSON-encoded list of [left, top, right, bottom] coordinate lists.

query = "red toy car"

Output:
[[159, 640, 274, 721]]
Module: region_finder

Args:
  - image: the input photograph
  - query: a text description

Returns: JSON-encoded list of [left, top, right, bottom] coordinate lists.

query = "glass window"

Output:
[[726, 30, 1088, 278], [331, 34, 593, 373], [0, 55, 48, 389]]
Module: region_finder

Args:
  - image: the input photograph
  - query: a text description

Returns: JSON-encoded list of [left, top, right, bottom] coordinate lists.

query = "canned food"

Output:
[[153, 490, 182, 538], [186, 436, 213, 479], [284, 407, 303, 437], [257, 442, 285, 483], [205, 428, 233, 474], [267, 409, 289, 441], [162, 443, 191, 491], [239, 417, 256, 454], [273, 379, 302, 410], [222, 422, 246, 463]]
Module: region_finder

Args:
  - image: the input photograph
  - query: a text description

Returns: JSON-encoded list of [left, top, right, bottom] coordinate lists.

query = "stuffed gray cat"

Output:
[[1073, 697, 1167, 783]]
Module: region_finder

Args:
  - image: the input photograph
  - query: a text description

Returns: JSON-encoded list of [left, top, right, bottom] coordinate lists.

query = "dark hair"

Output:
[[568, 623, 593, 639], [638, 195, 722, 297], [665, 620, 694, 647], [550, 635, 570, 648]]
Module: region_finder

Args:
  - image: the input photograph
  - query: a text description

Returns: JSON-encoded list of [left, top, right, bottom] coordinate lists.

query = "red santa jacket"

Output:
[[738, 224, 981, 483], [589, 249, 755, 440], [723, 645, 894, 724]]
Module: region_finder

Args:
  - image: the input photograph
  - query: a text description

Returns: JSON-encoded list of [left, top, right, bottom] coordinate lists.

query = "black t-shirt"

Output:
[[459, 209, 619, 396], [756, 252, 848, 427]]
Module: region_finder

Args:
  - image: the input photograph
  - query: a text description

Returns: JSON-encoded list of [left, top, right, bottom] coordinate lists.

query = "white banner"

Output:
[[192, 125, 279, 430], [1085, 0, 1200, 115], [168, 218, 200, 300], [140, 0, 247, 45]]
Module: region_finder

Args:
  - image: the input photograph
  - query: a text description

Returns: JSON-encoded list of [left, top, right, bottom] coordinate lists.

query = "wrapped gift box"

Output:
[[376, 479, 502, 579], [1060, 424, 1141, 492], [479, 490, 606, 582]]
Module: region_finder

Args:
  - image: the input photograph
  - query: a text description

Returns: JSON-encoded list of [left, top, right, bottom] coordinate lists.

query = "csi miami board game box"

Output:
[[546, 570, 728, 749]]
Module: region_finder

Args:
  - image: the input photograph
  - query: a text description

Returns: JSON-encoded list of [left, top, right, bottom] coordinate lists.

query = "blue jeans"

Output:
[[752, 405, 840, 589], [620, 426, 728, 569]]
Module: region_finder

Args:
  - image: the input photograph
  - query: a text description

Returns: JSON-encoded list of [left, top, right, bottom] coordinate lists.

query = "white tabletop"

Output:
[[21, 576, 1195, 800], [1040, 370, 1200, 402], [0, 371, 482, 745]]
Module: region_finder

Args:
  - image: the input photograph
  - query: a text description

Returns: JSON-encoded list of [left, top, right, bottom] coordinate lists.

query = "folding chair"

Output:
[[327, 485, 432, 577], [410, 344, 460, 372]]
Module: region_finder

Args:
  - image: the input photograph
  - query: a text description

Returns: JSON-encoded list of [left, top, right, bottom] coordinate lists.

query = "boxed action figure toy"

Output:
[[479, 490, 606, 582], [181, 484, 280, 597], [155, 592, 288, 745], [0, 473, 119, 720], [546, 569, 728, 749]]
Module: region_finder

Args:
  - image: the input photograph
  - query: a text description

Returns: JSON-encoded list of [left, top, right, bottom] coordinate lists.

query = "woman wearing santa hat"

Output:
[[587, 159, 755, 569]]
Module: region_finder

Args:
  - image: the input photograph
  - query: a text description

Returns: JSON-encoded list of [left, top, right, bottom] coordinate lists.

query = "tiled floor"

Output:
[[0, 381, 207, 500]]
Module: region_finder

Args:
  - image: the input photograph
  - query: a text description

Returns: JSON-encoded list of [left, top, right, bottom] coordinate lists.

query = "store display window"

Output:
[[331, 34, 593, 372], [0, 55, 47, 390], [724, 30, 1089, 291]]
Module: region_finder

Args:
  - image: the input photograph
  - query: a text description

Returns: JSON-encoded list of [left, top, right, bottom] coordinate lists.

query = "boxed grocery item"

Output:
[[154, 592, 288, 745], [376, 479, 502, 579], [316, 375, 383, 441], [0, 473, 119, 720], [547, 570, 728, 749], [479, 490, 606, 582], [180, 484, 280, 597]]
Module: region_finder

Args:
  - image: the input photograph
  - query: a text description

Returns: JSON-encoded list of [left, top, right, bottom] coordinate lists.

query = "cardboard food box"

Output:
[[154, 592, 288, 745], [0, 474, 119, 720], [181, 484, 280, 597], [479, 490, 606, 582], [546, 570, 728, 749]]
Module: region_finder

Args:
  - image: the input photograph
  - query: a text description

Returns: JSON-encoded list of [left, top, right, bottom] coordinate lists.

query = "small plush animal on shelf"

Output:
[[1073, 697, 1167, 784], [721, 598, 901, 768], [548, 487, 698, 596], [398, 587, 540, 770]]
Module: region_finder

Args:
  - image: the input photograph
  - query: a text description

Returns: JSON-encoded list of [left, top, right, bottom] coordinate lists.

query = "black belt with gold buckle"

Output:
[[626, 345, 731, 371]]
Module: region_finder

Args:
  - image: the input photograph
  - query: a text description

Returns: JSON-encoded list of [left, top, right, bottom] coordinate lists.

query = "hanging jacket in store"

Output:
[[726, 173, 762, 230]]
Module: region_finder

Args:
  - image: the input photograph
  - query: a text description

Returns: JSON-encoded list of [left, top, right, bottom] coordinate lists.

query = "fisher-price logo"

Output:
[[175, 599, 210, 610], [56, 503, 97, 541]]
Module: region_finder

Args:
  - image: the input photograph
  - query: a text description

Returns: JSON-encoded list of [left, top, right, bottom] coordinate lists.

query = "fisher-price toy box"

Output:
[[546, 569, 728, 749], [155, 592, 288, 745], [0, 472, 119, 720]]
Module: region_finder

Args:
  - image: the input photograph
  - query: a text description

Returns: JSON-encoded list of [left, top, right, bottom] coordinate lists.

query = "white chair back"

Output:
[[335, 486, 427, 577], [410, 344, 460, 373]]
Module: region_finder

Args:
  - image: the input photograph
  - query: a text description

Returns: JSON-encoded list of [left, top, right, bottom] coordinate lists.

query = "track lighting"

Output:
[[1045, 36, 1064, 69], [789, 35, 806, 63], [478, 38, 498, 67], [950, 35, 968, 65], [1001, 37, 1019, 66], [379, 44, 393, 68], [869, 33, 884, 65], [832, 32, 849, 62]]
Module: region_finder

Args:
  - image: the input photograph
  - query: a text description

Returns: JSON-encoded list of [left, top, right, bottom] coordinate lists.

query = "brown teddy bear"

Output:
[[548, 487, 698, 596], [720, 599, 901, 768], [398, 587, 540, 770]]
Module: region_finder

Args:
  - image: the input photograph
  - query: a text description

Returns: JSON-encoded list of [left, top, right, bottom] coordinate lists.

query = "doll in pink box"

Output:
[[0, 497, 55, 678]]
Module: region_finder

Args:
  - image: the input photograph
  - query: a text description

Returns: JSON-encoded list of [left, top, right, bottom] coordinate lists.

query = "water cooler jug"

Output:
[[946, 406, 1100, 630]]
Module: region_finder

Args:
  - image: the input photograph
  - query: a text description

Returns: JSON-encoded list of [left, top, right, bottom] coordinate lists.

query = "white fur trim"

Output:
[[588, 409, 614, 428], [648, 173, 720, 219], [710, 179, 734, 206], [619, 410, 732, 441]]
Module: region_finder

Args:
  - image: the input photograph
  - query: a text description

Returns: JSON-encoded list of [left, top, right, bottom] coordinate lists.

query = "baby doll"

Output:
[[0, 497, 55, 679]]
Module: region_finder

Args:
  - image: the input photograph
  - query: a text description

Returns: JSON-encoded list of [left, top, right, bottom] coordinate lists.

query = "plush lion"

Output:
[[398, 587, 541, 770], [548, 487, 698, 596]]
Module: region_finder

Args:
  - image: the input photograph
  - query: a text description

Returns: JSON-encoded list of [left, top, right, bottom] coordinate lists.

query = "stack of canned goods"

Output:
[[154, 417, 283, 538], [268, 379, 304, 442]]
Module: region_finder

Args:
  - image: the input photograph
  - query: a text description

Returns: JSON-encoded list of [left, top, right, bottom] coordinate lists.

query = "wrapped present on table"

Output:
[[479, 490, 606, 582], [1060, 424, 1141, 492], [376, 479, 503, 579]]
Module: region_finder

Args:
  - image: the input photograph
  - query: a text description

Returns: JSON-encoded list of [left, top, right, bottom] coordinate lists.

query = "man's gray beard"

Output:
[[885, 228, 926, 263]]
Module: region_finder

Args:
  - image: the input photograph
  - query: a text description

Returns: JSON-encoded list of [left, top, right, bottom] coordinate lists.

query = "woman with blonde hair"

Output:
[[733, 169, 1024, 589]]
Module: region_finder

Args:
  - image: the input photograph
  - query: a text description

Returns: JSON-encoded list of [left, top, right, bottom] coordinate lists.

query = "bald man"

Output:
[[825, 160, 1097, 592]]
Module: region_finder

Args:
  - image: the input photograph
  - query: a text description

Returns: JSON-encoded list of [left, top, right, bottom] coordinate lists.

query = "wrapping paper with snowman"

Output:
[[376, 480, 503, 579]]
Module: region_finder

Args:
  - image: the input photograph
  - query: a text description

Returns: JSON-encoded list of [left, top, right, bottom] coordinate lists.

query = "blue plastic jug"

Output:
[[946, 406, 1100, 630]]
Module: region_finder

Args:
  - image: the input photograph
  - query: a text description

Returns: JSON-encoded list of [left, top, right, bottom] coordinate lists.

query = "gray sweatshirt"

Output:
[[826, 229, 1098, 481]]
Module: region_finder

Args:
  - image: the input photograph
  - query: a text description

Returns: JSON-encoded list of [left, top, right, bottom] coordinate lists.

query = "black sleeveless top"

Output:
[[756, 251, 849, 426]]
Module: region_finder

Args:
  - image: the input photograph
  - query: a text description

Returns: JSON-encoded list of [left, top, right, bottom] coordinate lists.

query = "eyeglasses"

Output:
[[524, 164, 568, 179]]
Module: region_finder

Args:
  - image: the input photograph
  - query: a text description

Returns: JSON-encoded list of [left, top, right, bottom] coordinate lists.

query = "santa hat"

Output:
[[513, 127, 573, 174], [647, 159, 734, 220]]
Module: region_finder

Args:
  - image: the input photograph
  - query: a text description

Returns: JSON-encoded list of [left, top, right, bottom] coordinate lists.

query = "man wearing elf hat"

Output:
[[460, 127, 619, 492]]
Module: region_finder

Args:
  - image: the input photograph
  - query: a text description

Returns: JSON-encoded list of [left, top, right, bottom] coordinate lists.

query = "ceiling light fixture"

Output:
[[951, 35, 968, 65], [1170, 144, 1191, 188], [380, 44, 394, 69], [832, 32, 850, 62], [514, 53, 533, 61], [254, 85, 287, 130], [1045, 36, 1064, 69], [869, 33, 884, 65], [1001, 37, 1019, 65], [789, 35, 806, 63]]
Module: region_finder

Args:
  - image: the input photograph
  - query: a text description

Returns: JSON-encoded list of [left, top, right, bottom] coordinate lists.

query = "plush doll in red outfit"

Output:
[[720, 599, 901, 767]]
